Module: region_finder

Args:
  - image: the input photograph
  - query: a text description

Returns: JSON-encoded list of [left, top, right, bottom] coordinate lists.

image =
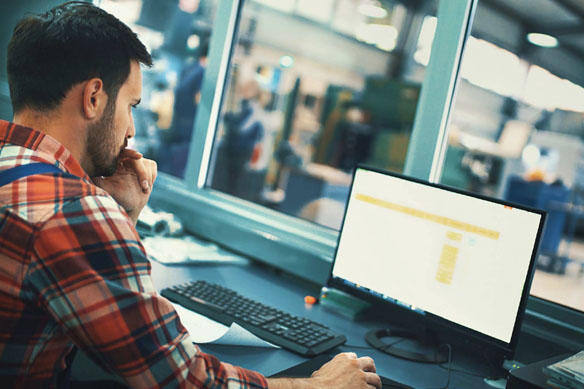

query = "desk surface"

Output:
[[151, 260, 495, 388]]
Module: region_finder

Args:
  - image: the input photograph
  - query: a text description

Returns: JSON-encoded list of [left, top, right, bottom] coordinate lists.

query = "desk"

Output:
[[150, 260, 494, 388]]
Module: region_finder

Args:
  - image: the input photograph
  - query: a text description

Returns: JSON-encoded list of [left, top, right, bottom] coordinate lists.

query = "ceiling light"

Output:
[[179, 0, 199, 13], [527, 33, 558, 48], [279, 55, 294, 68], [358, 3, 387, 18], [187, 34, 200, 49], [356, 24, 398, 51]]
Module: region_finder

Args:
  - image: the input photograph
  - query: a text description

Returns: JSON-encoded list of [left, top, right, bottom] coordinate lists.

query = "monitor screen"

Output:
[[330, 166, 545, 348]]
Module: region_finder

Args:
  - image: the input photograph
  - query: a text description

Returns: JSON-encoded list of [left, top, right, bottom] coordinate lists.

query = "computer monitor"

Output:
[[327, 166, 546, 359]]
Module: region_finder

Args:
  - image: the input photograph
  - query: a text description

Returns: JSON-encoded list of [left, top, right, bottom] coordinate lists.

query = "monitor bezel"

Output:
[[327, 165, 547, 357]]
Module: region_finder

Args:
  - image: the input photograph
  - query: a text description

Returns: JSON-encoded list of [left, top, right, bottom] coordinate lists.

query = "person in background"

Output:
[[0, 2, 381, 388], [222, 79, 265, 197], [159, 41, 209, 177]]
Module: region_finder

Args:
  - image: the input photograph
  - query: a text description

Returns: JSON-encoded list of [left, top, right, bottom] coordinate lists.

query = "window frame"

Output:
[[151, 0, 476, 282], [147, 0, 584, 350]]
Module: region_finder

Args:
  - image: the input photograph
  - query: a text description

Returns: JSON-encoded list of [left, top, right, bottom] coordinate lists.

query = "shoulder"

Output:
[[1, 173, 127, 226], [31, 187, 150, 293], [62, 190, 132, 228], [51, 180, 133, 230], [33, 184, 142, 263]]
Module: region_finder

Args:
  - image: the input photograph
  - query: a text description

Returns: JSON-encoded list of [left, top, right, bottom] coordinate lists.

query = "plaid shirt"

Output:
[[0, 120, 268, 389]]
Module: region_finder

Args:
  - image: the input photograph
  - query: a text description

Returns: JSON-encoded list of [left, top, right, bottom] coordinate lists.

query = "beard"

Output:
[[85, 98, 125, 177]]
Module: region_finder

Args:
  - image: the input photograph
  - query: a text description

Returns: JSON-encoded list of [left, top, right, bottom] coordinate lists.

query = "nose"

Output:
[[126, 113, 136, 140]]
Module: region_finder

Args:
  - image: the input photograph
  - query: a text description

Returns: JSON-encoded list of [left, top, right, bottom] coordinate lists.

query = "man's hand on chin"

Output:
[[92, 149, 158, 225]]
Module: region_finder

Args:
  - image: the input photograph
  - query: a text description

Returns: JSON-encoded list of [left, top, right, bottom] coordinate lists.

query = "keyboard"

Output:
[[161, 280, 346, 356]]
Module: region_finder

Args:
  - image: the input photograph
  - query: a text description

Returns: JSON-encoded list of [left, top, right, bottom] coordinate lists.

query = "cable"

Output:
[[382, 338, 408, 351], [438, 364, 486, 378], [347, 341, 495, 387], [437, 363, 485, 379], [424, 344, 452, 389], [440, 344, 453, 389], [480, 348, 503, 379], [345, 338, 407, 352], [435, 346, 493, 380]]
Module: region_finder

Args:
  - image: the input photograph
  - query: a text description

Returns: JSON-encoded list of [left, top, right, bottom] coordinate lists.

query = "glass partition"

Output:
[[204, 0, 440, 230], [438, 0, 584, 313], [95, 0, 220, 179]]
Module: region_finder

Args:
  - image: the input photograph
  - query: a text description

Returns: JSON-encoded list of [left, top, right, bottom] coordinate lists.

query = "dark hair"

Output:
[[7, 1, 152, 113]]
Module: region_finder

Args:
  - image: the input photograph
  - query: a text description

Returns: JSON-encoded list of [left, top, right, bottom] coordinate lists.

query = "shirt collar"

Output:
[[0, 119, 92, 182]]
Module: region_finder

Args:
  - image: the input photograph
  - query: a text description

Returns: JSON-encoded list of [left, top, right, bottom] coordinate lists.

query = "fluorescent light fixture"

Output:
[[358, 3, 387, 18], [527, 33, 558, 48], [356, 23, 398, 51], [279, 55, 294, 68]]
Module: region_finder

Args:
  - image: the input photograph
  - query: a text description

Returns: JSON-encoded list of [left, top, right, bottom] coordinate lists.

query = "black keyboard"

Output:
[[161, 280, 346, 356]]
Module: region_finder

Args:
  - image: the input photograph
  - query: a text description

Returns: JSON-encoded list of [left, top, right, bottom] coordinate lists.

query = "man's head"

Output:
[[7, 1, 152, 176]]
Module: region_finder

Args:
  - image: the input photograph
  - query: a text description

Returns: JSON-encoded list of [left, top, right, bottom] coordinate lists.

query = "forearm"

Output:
[[32, 195, 271, 388], [267, 377, 314, 389]]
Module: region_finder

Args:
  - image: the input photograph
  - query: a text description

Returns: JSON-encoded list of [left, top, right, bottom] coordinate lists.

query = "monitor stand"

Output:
[[365, 327, 449, 364]]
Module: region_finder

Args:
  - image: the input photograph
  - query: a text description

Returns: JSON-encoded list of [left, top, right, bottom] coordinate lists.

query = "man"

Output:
[[0, 2, 381, 388]]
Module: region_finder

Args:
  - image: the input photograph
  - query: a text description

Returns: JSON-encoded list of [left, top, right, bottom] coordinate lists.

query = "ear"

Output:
[[81, 78, 107, 120]]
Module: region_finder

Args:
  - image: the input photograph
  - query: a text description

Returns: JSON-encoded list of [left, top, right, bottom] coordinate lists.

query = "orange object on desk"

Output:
[[304, 295, 317, 305]]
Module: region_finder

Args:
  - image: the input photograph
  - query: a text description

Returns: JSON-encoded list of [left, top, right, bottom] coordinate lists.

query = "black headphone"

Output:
[[365, 328, 448, 364]]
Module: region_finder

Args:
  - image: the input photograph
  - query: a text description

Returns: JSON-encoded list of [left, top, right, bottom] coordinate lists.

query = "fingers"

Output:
[[124, 156, 158, 193], [149, 159, 158, 185], [365, 372, 382, 389], [339, 352, 357, 360], [312, 353, 381, 389], [120, 148, 143, 160], [134, 159, 150, 193], [141, 159, 157, 193], [350, 354, 380, 389], [358, 356, 376, 373]]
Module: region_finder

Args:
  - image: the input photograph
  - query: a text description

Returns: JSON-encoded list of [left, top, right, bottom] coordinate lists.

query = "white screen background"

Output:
[[332, 169, 542, 343]]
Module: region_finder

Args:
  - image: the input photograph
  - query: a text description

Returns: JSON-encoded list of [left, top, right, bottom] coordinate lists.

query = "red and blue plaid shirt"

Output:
[[0, 120, 268, 388]]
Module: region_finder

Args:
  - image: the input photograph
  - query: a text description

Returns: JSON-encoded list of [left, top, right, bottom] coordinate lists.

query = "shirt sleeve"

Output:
[[28, 193, 268, 389]]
